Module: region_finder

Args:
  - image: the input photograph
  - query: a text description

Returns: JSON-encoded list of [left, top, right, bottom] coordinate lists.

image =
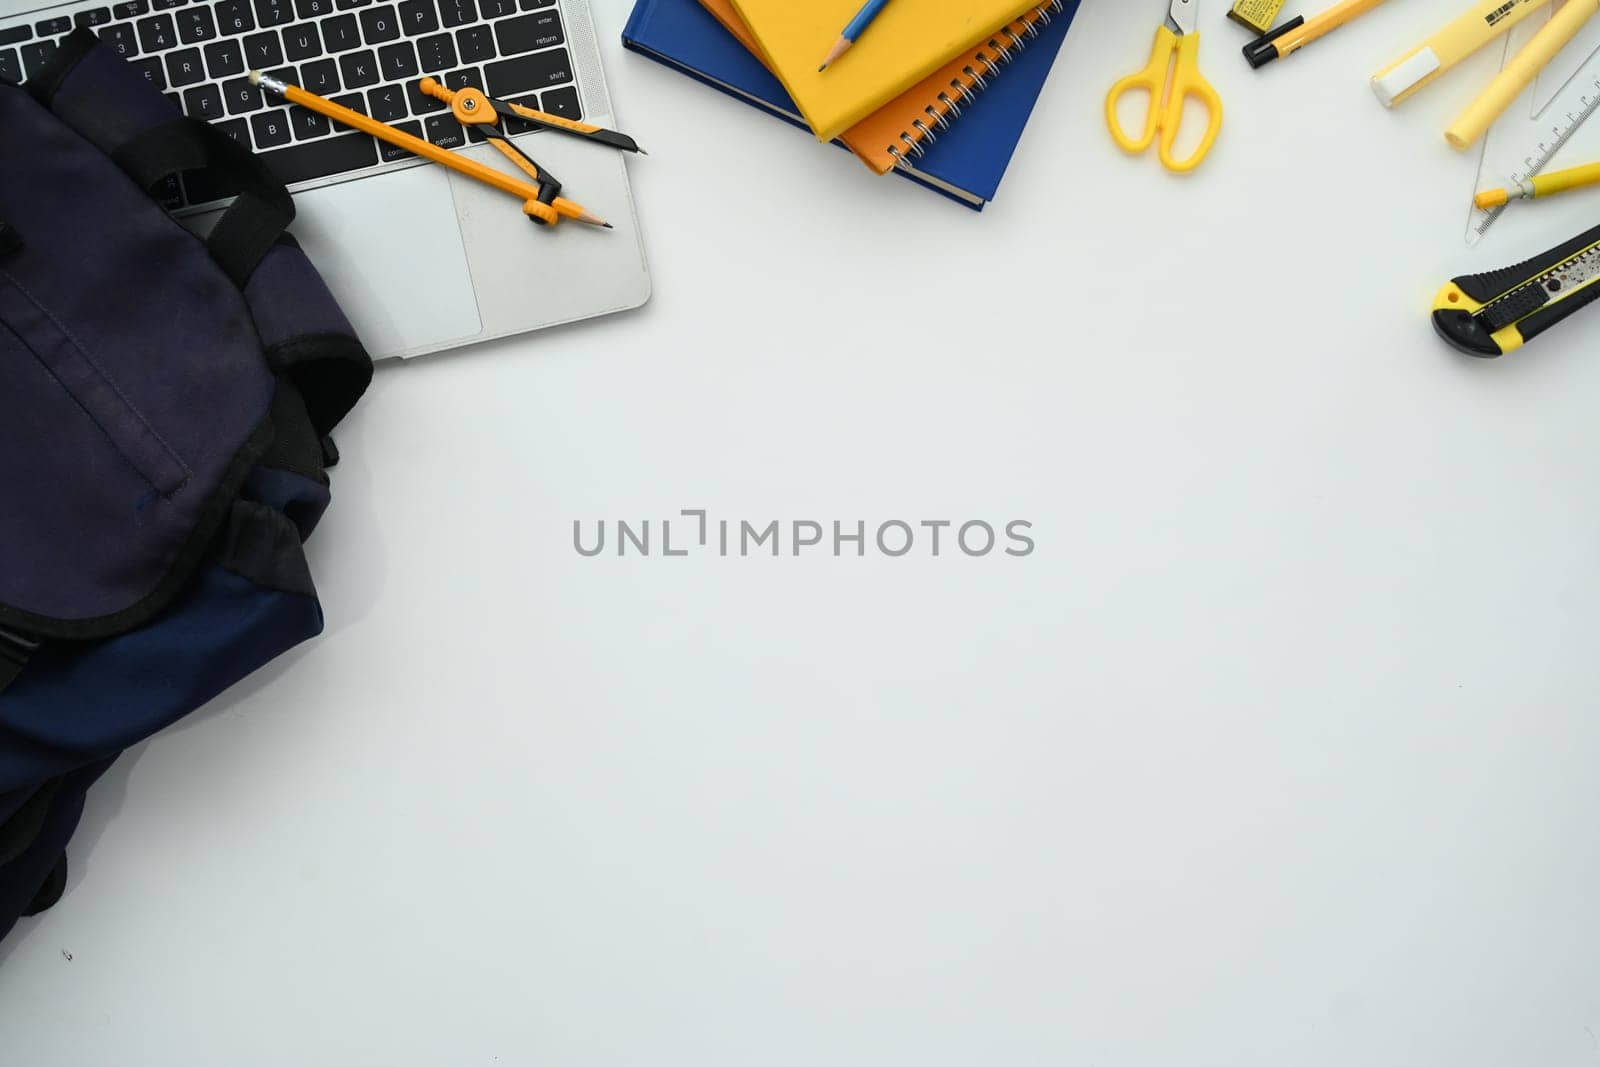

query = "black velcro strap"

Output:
[[0, 627, 39, 696], [113, 118, 295, 287], [263, 334, 373, 437]]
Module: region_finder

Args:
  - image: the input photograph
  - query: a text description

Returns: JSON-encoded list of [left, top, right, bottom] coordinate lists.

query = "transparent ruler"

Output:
[[1466, 7, 1600, 246]]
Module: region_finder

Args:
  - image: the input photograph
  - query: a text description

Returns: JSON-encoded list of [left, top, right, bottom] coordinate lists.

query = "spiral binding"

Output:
[[886, 0, 1066, 167]]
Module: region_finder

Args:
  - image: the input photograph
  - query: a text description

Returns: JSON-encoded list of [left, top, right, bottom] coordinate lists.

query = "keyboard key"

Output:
[[330, 91, 365, 113], [300, 56, 338, 92], [204, 37, 243, 75], [35, 16, 73, 34], [259, 132, 377, 183], [336, 0, 372, 7], [112, 1, 150, 17], [214, 115, 249, 143], [398, 0, 435, 35], [0, 49, 19, 83], [214, 0, 254, 34], [517, 0, 552, 9], [282, 23, 320, 60], [359, 5, 398, 43], [442, 64, 479, 91], [152, 174, 183, 210], [137, 13, 177, 50], [251, 107, 292, 147], [321, 12, 359, 51], [98, 23, 139, 55], [176, 7, 215, 42], [75, 7, 113, 25], [404, 75, 444, 112], [497, 91, 539, 132], [263, 62, 296, 84], [293, 0, 333, 17], [222, 72, 262, 111], [290, 106, 329, 139], [478, 0, 513, 17], [484, 47, 566, 95], [494, 9, 558, 55], [380, 119, 421, 161], [414, 31, 452, 71], [436, 0, 472, 28], [152, 0, 186, 9], [182, 81, 224, 118], [0, 27, 33, 46], [423, 112, 463, 149], [129, 54, 165, 86], [377, 39, 416, 79], [539, 83, 577, 120], [242, 29, 281, 65], [21, 40, 58, 77], [252, 0, 291, 26], [367, 81, 405, 120], [456, 23, 491, 62], [165, 46, 205, 84], [337, 47, 377, 87]]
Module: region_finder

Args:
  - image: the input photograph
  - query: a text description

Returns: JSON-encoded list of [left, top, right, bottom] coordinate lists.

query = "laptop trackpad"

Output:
[[288, 165, 482, 360]]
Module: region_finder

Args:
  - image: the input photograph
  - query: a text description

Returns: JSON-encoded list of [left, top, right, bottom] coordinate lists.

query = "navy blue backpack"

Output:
[[0, 30, 372, 942]]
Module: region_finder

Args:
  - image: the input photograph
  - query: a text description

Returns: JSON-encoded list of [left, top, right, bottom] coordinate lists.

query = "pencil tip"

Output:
[[817, 63, 827, 71], [603, 222, 614, 229]]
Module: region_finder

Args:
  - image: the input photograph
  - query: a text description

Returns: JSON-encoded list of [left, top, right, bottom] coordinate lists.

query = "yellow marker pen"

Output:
[[1243, 0, 1394, 68], [1372, 0, 1553, 108], [1475, 160, 1600, 208], [1446, 0, 1600, 149]]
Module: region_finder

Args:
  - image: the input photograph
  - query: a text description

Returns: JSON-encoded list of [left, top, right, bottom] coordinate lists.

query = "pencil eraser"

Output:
[[1372, 48, 1440, 108]]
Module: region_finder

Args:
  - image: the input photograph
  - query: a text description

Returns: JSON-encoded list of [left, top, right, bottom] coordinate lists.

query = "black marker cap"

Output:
[[1244, 16, 1304, 69]]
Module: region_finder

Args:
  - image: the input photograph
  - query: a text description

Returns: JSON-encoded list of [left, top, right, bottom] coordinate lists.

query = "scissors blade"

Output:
[[1166, 0, 1197, 36]]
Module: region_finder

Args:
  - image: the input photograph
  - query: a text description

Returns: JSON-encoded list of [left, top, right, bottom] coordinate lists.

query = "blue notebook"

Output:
[[621, 0, 1080, 210]]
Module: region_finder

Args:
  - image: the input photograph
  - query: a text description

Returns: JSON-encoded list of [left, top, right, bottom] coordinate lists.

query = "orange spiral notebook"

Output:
[[699, 0, 1061, 175]]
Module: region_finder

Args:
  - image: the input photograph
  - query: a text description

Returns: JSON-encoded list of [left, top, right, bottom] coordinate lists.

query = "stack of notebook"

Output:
[[621, 0, 1082, 210]]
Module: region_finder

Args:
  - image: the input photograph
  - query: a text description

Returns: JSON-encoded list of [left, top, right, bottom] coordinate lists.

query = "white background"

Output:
[[6, 1, 1600, 1063]]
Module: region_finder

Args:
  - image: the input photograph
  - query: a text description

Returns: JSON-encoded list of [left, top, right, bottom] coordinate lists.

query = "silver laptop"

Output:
[[1, 0, 650, 360]]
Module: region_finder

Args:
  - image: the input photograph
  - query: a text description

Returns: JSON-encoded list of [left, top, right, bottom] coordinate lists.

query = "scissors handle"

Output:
[[1105, 25, 1177, 154], [1158, 33, 1222, 173]]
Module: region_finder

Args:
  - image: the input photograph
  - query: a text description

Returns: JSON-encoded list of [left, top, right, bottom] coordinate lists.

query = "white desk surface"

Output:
[[6, 1, 1600, 1062]]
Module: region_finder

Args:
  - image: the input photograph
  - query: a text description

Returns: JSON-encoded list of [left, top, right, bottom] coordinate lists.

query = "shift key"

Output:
[[258, 131, 378, 185], [485, 48, 571, 97]]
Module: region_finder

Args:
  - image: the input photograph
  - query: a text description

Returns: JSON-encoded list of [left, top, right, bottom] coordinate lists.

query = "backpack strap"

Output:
[[244, 236, 373, 436], [27, 30, 294, 286]]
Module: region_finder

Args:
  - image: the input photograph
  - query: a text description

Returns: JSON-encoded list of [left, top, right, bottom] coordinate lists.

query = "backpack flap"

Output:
[[0, 51, 277, 641]]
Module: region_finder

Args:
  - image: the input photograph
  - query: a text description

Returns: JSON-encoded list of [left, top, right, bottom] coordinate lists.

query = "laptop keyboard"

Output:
[[0, 0, 583, 207]]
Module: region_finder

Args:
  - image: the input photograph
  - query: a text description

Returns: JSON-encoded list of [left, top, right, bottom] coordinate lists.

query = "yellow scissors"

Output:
[[1105, 0, 1224, 173]]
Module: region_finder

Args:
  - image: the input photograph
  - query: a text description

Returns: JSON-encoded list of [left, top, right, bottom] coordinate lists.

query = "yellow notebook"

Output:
[[700, 0, 1057, 175], [726, 0, 1042, 142]]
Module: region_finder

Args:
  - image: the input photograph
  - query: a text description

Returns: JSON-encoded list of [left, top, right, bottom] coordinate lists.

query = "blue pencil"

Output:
[[818, 0, 895, 71]]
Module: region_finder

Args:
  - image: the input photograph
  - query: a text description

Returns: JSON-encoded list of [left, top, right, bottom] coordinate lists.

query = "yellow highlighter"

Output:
[[1243, 0, 1393, 68], [1475, 160, 1600, 208], [1446, 0, 1600, 149], [1372, 0, 1553, 108]]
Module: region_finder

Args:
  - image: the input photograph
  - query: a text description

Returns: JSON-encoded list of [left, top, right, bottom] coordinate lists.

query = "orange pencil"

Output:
[[248, 70, 609, 227]]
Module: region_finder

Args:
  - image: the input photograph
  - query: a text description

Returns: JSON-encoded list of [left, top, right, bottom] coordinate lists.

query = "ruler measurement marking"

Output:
[[1473, 73, 1600, 239]]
